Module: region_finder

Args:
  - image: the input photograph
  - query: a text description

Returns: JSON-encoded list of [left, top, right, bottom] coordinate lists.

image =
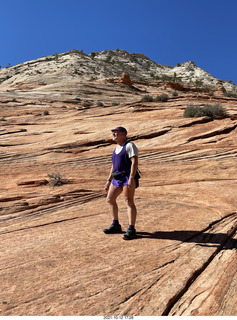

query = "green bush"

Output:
[[225, 91, 237, 98], [162, 75, 173, 81], [83, 101, 93, 107], [183, 105, 202, 118], [202, 103, 227, 118], [155, 94, 169, 102], [183, 103, 227, 119], [106, 55, 112, 63], [141, 95, 153, 102], [195, 79, 203, 87]]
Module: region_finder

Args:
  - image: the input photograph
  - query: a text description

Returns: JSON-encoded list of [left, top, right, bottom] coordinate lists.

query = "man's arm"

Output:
[[104, 164, 114, 192], [128, 156, 138, 187]]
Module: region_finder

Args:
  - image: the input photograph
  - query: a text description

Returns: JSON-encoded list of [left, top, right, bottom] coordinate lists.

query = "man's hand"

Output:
[[104, 180, 111, 192], [128, 176, 135, 189]]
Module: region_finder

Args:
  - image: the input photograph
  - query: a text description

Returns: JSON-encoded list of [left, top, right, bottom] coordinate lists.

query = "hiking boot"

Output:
[[122, 228, 137, 240], [103, 223, 122, 234]]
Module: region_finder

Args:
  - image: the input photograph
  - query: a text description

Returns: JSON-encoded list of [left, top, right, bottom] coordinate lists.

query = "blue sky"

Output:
[[1, 0, 237, 84]]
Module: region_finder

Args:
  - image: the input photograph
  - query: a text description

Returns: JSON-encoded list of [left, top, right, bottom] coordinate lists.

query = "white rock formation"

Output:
[[0, 49, 236, 93]]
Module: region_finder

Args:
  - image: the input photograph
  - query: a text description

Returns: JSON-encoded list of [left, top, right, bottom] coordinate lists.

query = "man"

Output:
[[103, 126, 139, 240]]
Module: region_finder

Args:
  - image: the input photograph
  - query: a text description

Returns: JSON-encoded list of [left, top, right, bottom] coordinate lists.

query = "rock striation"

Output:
[[0, 50, 237, 316]]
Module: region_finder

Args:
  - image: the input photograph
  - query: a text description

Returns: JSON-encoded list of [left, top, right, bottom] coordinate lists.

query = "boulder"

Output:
[[115, 71, 132, 86], [214, 81, 227, 96]]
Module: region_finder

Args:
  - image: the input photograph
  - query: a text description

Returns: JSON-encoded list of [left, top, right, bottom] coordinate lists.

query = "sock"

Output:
[[128, 225, 135, 230], [112, 220, 119, 225]]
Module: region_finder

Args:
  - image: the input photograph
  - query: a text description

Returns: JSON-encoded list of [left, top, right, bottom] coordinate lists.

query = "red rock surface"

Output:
[[114, 72, 132, 86], [0, 76, 237, 316]]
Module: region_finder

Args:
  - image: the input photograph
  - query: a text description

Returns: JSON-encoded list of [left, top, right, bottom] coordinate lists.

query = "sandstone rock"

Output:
[[168, 230, 237, 316], [164, 81, 185, 91], [0, 57, 237, 316], [114, 71, 132, 86], [17, 179, 49, 186], [214, 81, 227, 96], [1, 50, 236, 92]]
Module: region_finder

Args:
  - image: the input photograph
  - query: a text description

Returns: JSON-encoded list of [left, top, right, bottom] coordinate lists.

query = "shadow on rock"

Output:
[[136, 230, 237, 249]]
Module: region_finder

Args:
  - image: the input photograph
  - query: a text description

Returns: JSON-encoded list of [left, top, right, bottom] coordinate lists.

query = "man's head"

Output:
[[111, 126, 127, 144], [111, 126, 127, 135]]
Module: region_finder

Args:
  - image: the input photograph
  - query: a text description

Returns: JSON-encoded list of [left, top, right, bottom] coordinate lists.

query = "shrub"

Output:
[[43, 110, 49, 115], [172, 91, 178, 97], [202, 103, 227, 118], [183, 103, 227, 119], [106, 55, 112, 63], [152, 75, 161, 80], [183, 105, 203, 118], [146, 61, 151, 70], [141, 95, 153, 102], [97, 101, 104, 107], [83, 101, 93, 107], [173, 72, 177, 82], [48, 172, 68, 186], [155, 94, 169, 102], [162, 75, 173, 81], [90, 52, 96, 59], [225, 91, 237, 98], [195, 79, 203, 87]]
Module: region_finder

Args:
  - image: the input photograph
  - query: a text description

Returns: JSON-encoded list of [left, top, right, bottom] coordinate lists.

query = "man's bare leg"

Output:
[[103, 184, 123, 234], [106, 183, 123, 221], [124, 180, 137, 227]]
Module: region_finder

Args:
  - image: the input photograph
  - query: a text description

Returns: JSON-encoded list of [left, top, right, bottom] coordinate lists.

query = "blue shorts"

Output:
[[112, 175, 139, 188], [112, 175, 129, 188]]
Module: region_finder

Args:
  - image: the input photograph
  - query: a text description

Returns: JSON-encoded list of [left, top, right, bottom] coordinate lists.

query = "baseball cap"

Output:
[[111, 126, 127, 135]]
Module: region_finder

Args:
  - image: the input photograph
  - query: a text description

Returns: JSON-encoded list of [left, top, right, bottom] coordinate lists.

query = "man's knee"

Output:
[[107, 196, 116, 205], [125, 197, 135, 207]]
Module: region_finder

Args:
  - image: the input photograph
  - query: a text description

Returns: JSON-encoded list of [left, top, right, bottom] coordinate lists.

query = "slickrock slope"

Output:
[[0, 52, 237, 316], [1, 49, 237, 92]]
